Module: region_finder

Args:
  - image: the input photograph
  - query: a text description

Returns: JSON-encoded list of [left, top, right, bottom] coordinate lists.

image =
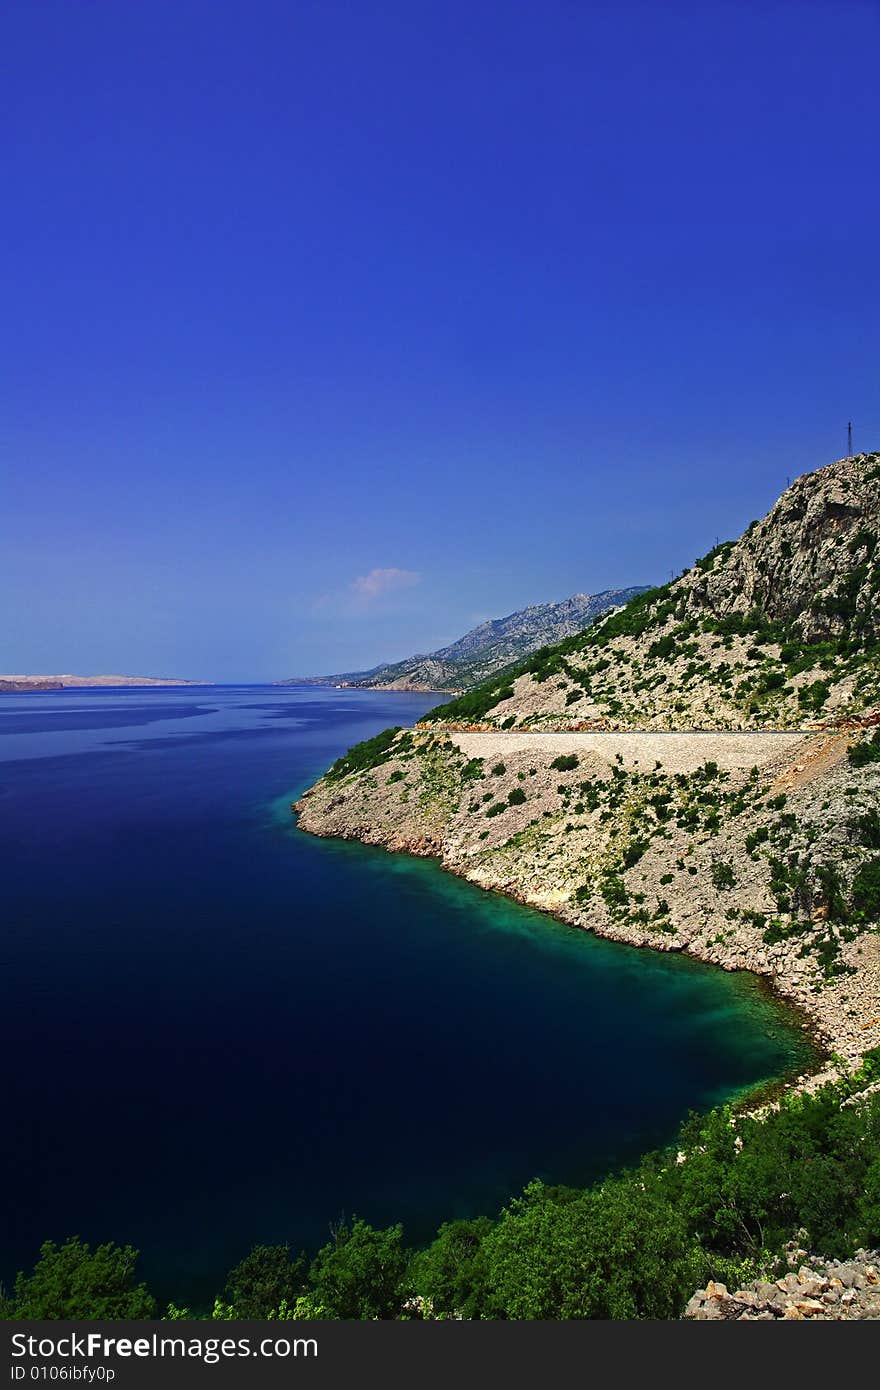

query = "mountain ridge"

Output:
[[278, 587, 650, 692]]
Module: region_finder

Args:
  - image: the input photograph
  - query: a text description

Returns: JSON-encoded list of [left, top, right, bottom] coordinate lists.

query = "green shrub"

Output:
[[461, 758, 485, 782], [550, 754, 579, 772], [482, 1178, 703, 1320], [600, 875, 629, 908], [851, 857, 880, 921], [622, 839, 649, 868], [507, 788, 526, 806], [850, 730, 880, 767], [647, 633, 676, 661], [798, 679, 831, 711], [853, 808, 880, 849], [710, 861, 736, 891], [759, 669, 785, 692]]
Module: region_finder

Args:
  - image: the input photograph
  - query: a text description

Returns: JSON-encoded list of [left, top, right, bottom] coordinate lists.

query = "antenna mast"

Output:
[[848, 421, 853, 456]]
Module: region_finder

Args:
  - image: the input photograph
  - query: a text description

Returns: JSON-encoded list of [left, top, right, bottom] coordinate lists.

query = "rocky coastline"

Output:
[[295, 721, 880, 1096]]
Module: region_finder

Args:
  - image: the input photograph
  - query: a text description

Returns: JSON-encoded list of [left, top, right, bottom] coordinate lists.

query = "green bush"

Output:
[[798, 679, 830, 711], [507, 788, 526, 806], [481, 1178, 703, 1319], [600, 875, 629, 908], [550, 754, 579, 772], [710, 861, 736, 891], [647, 633, 676, 661], [851, 857, 880, 921], [622, 839, 649, 868], [849, 730, 880, 767], [461, 758, 485, 781], [853, 808, 880, 849]]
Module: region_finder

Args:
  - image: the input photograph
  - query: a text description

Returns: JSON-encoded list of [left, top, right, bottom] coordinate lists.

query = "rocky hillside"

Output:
[[279, 587, 649, 692], [296, 454, 880, 1087], [296, 718, 880, 1079], [421, 454, 880, 730]]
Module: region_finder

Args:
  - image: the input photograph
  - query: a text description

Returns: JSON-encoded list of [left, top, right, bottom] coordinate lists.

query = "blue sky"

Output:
[[2, 0, 878, 682]]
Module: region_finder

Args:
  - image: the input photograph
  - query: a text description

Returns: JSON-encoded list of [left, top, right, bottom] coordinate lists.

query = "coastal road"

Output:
[[446, 729, 811, 774]]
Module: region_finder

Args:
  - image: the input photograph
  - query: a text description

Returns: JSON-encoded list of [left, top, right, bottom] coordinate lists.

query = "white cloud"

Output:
[[350, 567, 421, 604], [312, 567, 422, 616]]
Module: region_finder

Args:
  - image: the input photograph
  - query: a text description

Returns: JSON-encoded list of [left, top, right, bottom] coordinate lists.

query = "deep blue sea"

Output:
[[0, 685, 812, 1304]]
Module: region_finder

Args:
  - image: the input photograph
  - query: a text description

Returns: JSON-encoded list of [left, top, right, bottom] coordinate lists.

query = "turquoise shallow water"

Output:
[[0, 684, 813, 1302]]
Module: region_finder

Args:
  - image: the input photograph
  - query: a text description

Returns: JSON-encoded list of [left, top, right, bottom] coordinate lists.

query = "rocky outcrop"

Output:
[[680, 455, 880, 644], [686, 1247, 880, 1320]]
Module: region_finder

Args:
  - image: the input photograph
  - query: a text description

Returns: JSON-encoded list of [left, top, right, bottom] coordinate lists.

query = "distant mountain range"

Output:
[[278, 588, 651, 692]]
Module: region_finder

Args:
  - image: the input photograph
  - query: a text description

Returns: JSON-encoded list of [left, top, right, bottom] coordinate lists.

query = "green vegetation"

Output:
[[7, 1057, 879, 1320], [851, 857, 880, 921], [326, 727, 411, 780], [850, 729, 880, 767], [307, 1219, 409, 1320], [222, 1244, 307, 1318], [5, 1239, 156, 1320], [420, 584, 677, 724], [550, 754, 579, 772], [710, 860, 736, 891], [461, 758, 485, 782]]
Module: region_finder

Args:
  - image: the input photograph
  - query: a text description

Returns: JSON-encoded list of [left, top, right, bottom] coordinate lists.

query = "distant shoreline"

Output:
[[0, 674, 210, 691], [273, 680, 455, 695]]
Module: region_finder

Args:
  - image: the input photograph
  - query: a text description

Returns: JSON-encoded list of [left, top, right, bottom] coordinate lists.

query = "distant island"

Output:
[[0, 674, 207, 692], [277, 587, 650, 693]]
